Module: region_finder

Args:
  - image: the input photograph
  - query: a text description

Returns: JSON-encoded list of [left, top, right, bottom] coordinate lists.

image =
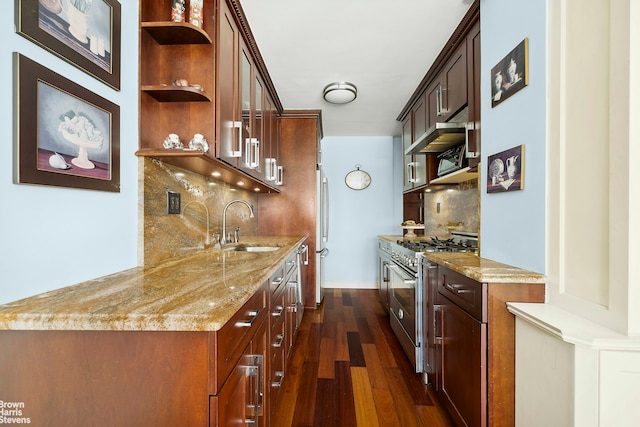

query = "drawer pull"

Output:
[[272, 371, 284, 387], [272, 333, 284, 348], [236, 309, 260, 327], [444, 283, 472, 295], [272, 305, 284, 317]]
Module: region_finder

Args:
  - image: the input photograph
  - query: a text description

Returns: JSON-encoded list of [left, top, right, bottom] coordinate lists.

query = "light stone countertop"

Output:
[[379, 235, 546, 284], [0, 236, 306, 332]]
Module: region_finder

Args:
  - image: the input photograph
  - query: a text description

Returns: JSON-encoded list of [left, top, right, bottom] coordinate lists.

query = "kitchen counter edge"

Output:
[[0, 236, 307, 332]]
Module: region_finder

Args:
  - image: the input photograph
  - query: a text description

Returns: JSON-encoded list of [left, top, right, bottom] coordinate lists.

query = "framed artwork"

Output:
[[487, 145, 524, 193], [14, 53, 120, 192], [491, 38, 529, 108], [16, 0, 121, 90]]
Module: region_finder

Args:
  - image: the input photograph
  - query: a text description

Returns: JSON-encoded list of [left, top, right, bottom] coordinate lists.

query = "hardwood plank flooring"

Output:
[[272, 289, 454, 427]]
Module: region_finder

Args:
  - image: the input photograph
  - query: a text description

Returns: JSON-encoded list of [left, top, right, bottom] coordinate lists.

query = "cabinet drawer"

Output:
[[438, 266, 485, 322], [211, 281, 267, 394], [284, 253, 297, 277], [269, 265, 286, 295]]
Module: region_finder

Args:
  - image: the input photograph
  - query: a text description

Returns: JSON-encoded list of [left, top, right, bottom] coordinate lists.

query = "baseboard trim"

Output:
[[323, 280, 378, 290]]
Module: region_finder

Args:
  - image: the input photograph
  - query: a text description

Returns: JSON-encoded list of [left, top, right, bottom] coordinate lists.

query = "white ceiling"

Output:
[[240, 0, 474, 137]]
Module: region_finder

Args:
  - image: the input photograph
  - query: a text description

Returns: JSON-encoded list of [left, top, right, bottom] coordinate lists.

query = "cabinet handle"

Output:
[[271, 305, 284, 317], [275, 165, 283, 185], [232, 121, 242, 157], [444, 282, 472, 295], [264, 158, 276, 181], [465, 122, 479, 159], [272, 370, 284, 388], [437, 85, 448, 116], [300, 244, 309, 266], [252, 138, 260, 169], [434, 304, 443, 345], [407, 162, 417, 183], [244, 354, 264, 423], [244, 138, 259, 169], [236, 309, 260, 327], [272, 333, 284, 348]]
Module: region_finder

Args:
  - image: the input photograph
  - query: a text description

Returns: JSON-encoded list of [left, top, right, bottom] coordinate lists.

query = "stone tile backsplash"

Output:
[[422, 179, 479, 238], [140, 158, 258, 267]]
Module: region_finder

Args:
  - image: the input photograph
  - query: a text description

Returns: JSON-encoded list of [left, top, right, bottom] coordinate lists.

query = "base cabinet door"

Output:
[[439, 295, 487, 427], [211, 316, 268, 427]]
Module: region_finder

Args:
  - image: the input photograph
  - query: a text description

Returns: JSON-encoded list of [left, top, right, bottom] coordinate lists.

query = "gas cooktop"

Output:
[[397, 231, 478, 254]]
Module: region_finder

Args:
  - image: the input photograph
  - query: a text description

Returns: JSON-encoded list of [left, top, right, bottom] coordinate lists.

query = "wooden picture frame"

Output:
[[491, 38, 529, 108], [487, 145, 524, 193], [16, 0, 121, 90], [14, 53, 120, 192]]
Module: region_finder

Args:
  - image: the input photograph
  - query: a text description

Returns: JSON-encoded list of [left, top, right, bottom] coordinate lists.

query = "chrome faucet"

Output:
[[220, 199, 255, 246], [181, 200, 211, 248]]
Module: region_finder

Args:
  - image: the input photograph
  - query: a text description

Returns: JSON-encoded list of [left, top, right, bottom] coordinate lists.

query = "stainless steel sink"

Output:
[[223, 245, 280, 252]]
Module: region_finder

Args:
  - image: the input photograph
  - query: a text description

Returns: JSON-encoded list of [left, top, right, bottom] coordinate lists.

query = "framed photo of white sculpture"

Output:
[[491, 38, 528, 108], [14, 53, 120, 192], [487, 145, 524, 193], [16, 0, 122, 90]]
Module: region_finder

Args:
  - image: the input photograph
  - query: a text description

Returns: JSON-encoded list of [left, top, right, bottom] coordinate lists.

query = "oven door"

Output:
[[388, 263, 420, 371]]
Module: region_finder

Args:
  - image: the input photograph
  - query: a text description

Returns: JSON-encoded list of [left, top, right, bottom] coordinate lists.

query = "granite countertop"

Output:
[[379, 235, 546, 284], [0, 236, 306, 332]]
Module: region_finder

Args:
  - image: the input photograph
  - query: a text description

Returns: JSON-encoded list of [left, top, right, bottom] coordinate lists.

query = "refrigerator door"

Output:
[[315, 170, 329, 305]]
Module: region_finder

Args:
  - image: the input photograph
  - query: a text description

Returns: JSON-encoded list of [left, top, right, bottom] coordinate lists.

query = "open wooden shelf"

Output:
[[141, 21, 213, 45], [141, 85, 212, 102]]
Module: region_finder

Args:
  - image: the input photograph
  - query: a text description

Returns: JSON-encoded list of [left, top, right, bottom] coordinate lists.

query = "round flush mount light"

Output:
[[323, 82, 357, 104]]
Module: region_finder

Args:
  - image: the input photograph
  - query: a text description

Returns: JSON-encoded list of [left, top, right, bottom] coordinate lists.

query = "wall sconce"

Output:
[[323, 82, 357, 104]]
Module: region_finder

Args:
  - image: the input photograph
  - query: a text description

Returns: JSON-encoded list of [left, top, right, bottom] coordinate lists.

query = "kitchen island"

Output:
[[0, 235, 306, 427]]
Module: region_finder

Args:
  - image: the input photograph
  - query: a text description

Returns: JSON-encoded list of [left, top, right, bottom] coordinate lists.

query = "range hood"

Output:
[[404, 122, 468, 155]]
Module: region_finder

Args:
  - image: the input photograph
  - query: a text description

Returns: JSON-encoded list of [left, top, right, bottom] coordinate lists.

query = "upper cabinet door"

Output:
[[216, 2, 241, 166], [466, 21, 481, 165], [439, 40, 468, 122]]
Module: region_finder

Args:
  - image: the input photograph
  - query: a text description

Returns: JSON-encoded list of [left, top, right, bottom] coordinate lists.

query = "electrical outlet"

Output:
[[167, 191, 181, 214]]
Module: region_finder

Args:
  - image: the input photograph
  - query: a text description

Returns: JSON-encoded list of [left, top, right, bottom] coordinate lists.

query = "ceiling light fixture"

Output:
[[323, 82, 357, 104]]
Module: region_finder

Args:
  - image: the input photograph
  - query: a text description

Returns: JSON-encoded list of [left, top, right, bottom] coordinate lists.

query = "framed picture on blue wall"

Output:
[[491, 38, 529, 108], [14, 53, 121, 192], [16, 0, 121, 90]]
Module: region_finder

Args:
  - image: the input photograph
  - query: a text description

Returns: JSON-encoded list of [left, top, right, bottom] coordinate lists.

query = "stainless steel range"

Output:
[[381, 232, 478, 375]]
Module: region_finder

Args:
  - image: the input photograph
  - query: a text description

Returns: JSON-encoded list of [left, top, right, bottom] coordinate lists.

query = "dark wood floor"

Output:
[[272, 288, 454, 427]]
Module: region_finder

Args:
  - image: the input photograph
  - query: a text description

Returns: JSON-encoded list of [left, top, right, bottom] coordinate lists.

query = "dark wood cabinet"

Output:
[[397, 1, 480, 189], [212, 315, 268, 427], [466, 20, 481, 167], [438, 40, 468, 122], [402, 113, 428, 192], [258, 112, 322, 308], [216, 0, 241, 168], [403, 191, 425, 230], [433, 264, 545, 427], [437, 269, 486, 427], [137, 0, 281, 193]]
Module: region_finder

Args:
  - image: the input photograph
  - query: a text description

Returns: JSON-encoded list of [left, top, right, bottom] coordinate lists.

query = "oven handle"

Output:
[[387, 263, 417, 283]]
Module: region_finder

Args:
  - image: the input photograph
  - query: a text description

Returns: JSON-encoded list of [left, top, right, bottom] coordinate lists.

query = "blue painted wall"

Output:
[[322, 136, 401, 287], [0, 2, 140, 304], [479, 0, 546, 273]]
